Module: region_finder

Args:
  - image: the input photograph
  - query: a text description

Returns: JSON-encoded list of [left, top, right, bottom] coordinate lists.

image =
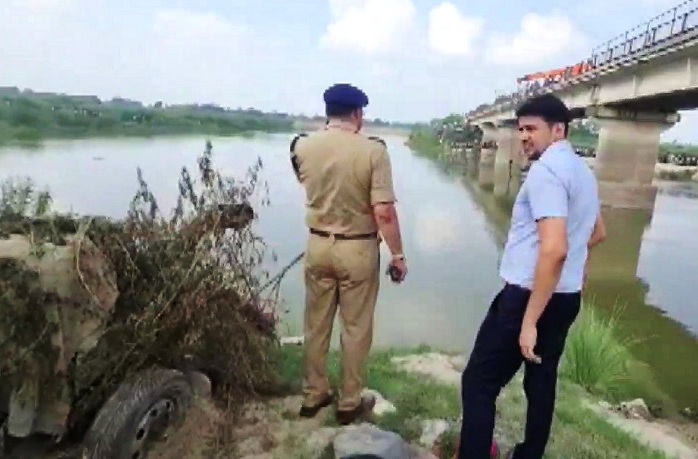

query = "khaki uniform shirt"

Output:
[[290, 122, 396, 235]]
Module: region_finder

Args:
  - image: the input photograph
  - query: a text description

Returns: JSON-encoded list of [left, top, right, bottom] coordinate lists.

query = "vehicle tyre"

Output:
[[81, 368, 194, 459]]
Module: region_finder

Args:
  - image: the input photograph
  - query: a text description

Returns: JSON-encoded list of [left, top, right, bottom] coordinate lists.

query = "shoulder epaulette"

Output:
[[367, 135, 386, 147], [290, 133, 308, 153]]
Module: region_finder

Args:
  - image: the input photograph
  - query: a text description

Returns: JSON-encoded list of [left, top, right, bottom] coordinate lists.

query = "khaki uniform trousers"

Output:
[[302, 232, 380, 412]]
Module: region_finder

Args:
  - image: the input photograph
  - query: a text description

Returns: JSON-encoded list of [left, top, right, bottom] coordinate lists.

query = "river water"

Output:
[[0, 133, 696, 410]]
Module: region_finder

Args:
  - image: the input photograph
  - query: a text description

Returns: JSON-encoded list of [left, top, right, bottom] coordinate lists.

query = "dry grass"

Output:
[[0, 141, 296, 452]]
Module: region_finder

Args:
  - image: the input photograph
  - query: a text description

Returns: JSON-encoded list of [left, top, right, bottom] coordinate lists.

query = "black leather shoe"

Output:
[[336, 394, 376, 425], [299, 392, 334, 418]]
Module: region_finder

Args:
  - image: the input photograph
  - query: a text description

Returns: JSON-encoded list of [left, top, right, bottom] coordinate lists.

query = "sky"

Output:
[[2, 0, 697, 142]]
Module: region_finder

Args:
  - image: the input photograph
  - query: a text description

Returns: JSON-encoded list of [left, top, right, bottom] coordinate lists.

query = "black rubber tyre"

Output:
[[80, 368, 194, 459]]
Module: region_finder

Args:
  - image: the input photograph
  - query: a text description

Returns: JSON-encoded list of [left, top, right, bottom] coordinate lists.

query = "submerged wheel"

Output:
[[81, 368, 194, 459]]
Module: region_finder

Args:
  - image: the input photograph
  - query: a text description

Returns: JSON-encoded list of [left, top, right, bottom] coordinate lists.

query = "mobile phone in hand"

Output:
[[387, 264, 402, 282]]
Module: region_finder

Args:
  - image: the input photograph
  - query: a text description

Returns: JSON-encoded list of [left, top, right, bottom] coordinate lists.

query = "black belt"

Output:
[[310, 228, 378, 240], [505, 282, 580, 297]]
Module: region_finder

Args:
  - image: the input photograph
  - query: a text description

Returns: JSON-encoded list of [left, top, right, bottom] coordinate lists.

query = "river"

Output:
[[0, 133, 696, 411]]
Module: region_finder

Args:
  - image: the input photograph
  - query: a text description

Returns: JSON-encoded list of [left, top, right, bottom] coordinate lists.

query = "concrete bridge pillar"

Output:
[[465, 147, 479, 179], [493, 119, 521, 198], [494, 119, 520, 173], [478, 122, 497, 190], [589, 107, 679, 211]]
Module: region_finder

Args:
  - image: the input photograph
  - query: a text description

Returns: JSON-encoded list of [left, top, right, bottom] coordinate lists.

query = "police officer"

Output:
[[290, 83, 407, 425]]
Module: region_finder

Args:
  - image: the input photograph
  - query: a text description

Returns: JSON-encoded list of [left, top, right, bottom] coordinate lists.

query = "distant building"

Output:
[[70, 95, 102, 105], [0, 86, 20, 96], [106, 97, 143, 109]]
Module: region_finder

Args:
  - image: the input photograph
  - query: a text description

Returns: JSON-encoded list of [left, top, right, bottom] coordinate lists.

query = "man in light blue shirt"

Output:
[[458, 94, 607, 459]]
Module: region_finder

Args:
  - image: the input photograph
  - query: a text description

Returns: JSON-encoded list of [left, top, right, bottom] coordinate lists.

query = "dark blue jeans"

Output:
[[458, 283, 581, 459]]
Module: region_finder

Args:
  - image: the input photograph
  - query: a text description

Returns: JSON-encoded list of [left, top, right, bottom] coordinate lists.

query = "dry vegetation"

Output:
[[0, 141, 296, 456]]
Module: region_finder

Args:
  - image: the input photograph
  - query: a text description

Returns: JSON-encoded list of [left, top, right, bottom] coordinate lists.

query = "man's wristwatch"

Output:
[[391, 253, 405, 261]]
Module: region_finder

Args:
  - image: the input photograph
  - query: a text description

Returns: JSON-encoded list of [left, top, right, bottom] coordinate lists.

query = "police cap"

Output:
[[323, 83, 369, 110]]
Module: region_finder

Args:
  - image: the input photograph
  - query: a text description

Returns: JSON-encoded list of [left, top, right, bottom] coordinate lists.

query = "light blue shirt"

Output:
[[499, 140, 600, 293]]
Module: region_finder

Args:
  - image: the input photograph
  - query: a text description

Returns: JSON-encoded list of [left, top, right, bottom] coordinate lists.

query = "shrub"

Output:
[[560, 300, 646, 401], [0, 141, 291, 442]]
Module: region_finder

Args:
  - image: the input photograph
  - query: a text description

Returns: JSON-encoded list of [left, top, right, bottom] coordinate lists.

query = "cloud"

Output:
[[319, 0, 417, 55], [134, 9, 253, 103], [485, 13, 584, 66], [2, 0, 78, 41], [152, 8, 248, 45], [427, 2, 484, 57], [149, 8, 249, 70], [9, 0, 68, 11], [0, 3, 257, 106]]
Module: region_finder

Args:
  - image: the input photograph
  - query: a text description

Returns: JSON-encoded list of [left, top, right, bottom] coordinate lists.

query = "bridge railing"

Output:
[[469, 0, 698, 117], [591, 0, 698, 67]]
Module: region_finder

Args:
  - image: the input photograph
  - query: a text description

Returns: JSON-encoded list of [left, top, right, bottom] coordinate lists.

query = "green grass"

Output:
[[0, 91, 296, 147], [407, 122, 698, 164], [276, 343, 672, 459], [560, 301, 676, 415], [561, 301, 643, 398], [406, 129, 447, 160]]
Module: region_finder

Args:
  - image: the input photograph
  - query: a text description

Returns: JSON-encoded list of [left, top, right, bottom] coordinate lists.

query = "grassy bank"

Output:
[[405, 127, 447, 160], [0, 90, 296, 147], [273, 301, 678, 458], [409, 127, 698, 183], [409, 120, 698, 162], [561, 302, 676, 414], [561, 122, 698, 160], [0, 88, 420, 148]]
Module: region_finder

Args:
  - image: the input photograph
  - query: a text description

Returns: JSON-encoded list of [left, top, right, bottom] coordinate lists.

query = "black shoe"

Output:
[[336, 394, 376, 425], [299, 392, 334, 418]]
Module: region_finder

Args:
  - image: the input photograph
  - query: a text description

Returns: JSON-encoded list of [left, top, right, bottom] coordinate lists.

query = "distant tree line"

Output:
[[0, 88, 299, 145], [0, 87, 418, 146]]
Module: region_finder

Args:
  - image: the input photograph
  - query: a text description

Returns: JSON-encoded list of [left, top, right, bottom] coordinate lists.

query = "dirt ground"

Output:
[[27, 352, 697, 459], [149, 394, 439, 459], [394, 353, 698, 459], [149, 395, 339, 459], [146, 353, 698, 459]]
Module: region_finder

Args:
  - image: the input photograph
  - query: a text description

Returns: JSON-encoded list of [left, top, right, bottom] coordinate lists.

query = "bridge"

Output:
[[466, 0, 698, 210]]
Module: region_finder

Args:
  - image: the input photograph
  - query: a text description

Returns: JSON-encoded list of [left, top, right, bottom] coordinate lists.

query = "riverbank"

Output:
[[0, 88, 416, 149], [0, 89, 296, 147], [583, 158, 698, 182], [153, 346, 697, 458], [271, 348, 696, 458], [0, 118, 414, 150], [292, 119, 413, 138], [405, 128, 446, 159], [406, 131, 698, 183], [143, 299, 698, 459], [0, 117, 294, 148], [0, 124, 289, 147]]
